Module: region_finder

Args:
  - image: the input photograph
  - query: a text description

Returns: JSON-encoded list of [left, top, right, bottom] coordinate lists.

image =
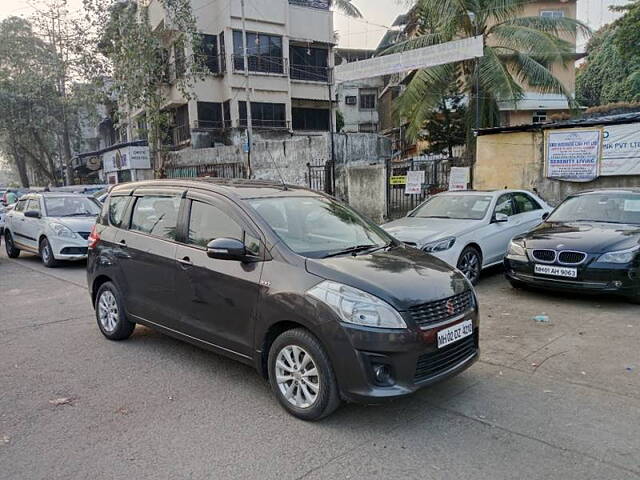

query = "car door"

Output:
[[483, 193, 522, 264], [118, 189, 183, 328], [10, 198, 35, 249], [21, 198, 44, 249], [173, 191, 264, 357], [512, 192, 548, 230]]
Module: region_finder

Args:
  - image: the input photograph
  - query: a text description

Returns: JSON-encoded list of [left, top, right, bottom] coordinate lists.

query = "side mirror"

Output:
[[493, 213, 509, 223], [24, 210, 41, 219], [206, 237, 249, 262], [542, 212, 550, 220]]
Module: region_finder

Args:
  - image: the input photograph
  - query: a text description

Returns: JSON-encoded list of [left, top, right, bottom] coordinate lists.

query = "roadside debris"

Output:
[[49, 397, 73, 407], [1, 435, 9, 444], [533, 314, 550, 323], [626, 366, 634, 372], [115, 407, 130, 416]]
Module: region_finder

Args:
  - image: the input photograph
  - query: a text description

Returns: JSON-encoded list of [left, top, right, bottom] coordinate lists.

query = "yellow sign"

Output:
[[390, 175, 407, 185]]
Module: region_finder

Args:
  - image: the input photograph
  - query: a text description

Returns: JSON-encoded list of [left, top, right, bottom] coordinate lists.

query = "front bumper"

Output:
[[48, 235, 89, 261], [504, 256, 640, 297], [319, 310, 480, 404]]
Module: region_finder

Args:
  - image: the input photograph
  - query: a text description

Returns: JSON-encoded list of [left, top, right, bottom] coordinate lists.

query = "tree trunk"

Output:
[[10, 140, 30, 188], [61, 117, 74, 185]]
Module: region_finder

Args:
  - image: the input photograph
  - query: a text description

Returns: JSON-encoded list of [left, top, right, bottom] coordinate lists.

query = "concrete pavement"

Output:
[[1, 249, 639, 479]]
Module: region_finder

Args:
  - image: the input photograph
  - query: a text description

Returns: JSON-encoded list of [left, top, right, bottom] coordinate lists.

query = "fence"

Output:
[[386, 156, 455, 220], [307, 161, 334, 195], [164, 162, 247, 179]]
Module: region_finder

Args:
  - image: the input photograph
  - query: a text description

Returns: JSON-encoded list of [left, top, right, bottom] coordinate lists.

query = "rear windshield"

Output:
[[548, 192, 640, 224]]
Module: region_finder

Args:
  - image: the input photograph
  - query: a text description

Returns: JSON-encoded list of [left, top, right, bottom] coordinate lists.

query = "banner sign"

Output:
[[601, 123, 640, 176], [405, 170, 425, 194], [545, 129, 602, 182], [389, 175, 407, 185], [449, 167, 470, 191], [334, 36, 484, 83], [103, 146, 151, 173]]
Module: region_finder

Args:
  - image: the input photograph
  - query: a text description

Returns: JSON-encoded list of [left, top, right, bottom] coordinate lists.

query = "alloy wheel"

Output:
[[275, 345, 320, 409], [98, 291, 119, 333], [458, 250, 481, 284], [41, 242, 51, 263]]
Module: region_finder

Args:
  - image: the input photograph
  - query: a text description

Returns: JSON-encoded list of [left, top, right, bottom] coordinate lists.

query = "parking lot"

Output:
[[1, 249, 639, 480]]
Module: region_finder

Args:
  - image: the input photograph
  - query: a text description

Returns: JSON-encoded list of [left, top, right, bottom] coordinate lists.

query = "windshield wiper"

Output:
[[323, 244, 379, 258], [63, 212, 97, 217], [418, 215, 451, 219]]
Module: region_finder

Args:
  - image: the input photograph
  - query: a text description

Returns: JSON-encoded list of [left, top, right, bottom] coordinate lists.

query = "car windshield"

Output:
[[411, 194, 493, 220], [248, 196, 392, 258], [548, 192, 640, 225], [44, 196, 101, 217]]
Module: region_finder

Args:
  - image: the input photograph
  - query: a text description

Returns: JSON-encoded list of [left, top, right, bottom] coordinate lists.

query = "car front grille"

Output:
[[78, 232, 90, 240], [532, 249, 556, 263], [414, 335, 477, 382], [558, 251, 587, 265], [408, 290, 475, 328], [60, 247, 88, 255]]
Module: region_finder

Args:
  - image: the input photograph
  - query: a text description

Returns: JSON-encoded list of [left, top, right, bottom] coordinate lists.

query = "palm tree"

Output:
[[381, 0, 590, 142], [332, 0, 362, 18]]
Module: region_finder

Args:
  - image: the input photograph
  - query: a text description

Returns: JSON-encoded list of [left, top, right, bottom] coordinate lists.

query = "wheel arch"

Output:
[[462, 242, 483, 265], [259, 320, 313, 380], [91, 275, 113, 306]]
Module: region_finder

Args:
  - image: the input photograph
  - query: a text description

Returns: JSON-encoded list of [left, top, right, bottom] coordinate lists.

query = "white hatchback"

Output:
[[382, 190, 552, 284], [4, 193, 101, 267]]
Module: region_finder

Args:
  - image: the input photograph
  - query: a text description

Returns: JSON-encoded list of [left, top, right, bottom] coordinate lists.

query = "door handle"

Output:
[[178, 256, 193, 266], [119, 239, 127, 246]]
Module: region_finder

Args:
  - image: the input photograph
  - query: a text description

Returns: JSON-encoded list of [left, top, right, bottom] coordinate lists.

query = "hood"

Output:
[[50, 216, 97, 233], [521, 221, 640, 253], [382, 217, 482, 246], [305, 245, 471, 311]]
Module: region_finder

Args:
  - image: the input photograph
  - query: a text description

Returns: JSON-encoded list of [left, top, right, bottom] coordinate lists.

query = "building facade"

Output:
[[134, 0, 335, 150]]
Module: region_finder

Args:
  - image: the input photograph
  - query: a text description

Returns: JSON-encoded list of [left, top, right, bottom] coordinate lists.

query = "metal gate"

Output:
[[307, 161, 334, 195], [165, 162, 247, 179], [386, 157, 450, 220]]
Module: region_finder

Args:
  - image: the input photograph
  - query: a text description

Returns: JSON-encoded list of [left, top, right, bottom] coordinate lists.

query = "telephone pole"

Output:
[[240, 0, 253, 177]]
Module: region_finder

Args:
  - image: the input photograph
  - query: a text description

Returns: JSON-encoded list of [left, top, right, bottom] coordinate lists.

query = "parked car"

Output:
[[87, 179, 479, 420], [505, 189, 640, 302], [4, 192, 101, 267], [381, 190, 552, 284]]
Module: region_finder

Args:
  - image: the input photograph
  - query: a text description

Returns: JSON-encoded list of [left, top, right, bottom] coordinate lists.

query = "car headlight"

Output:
[[423, 237, 456, 253], [597, 246, 639, 264], [50, 222, 77, 239], [307, 281, 407, 329], [507, 239, 527, 258]]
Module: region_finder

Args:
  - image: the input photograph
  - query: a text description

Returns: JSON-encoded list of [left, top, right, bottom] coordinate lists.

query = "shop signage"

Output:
[[545, 129, 602, 182], [601, 123, 640, 176]]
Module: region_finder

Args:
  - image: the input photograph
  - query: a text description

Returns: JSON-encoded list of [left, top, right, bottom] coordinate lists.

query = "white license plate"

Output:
[[437, 319, 473, 349], [534, 264, 577, 278]]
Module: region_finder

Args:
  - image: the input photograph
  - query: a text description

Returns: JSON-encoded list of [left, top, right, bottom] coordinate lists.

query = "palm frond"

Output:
[[480, 0, 529, 24], [377, 32, 448, 55], [490, 24, 574, 63], [494, 16, 591, 39], [331, 0, 362, 18], [479, 47, 524, 102]]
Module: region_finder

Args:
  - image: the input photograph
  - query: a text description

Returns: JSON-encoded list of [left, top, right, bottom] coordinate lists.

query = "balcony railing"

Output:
[[193, 54, 226, 76], [288, 0, 329, 10], [193, 119, 232, 130], [239, 119, 290, 130], [232, 55, 287, 75], [290, 64, 330, 83], [162, 124, 191, 148]]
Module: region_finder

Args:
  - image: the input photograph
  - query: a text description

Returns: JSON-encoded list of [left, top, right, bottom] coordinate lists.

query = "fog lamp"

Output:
[[372, 364, 393, 386]]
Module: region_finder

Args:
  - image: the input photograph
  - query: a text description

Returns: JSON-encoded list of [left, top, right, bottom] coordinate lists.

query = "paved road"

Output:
[[1, 249, 639, 480]]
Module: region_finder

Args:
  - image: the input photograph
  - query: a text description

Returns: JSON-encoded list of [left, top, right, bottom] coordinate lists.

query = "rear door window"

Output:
[[130, 195, 181, 240], [512, 193, 541, 213]]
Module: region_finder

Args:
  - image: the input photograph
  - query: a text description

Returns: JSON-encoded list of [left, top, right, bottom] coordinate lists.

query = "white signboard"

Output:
[[546, 129, 601, 182], [334, 36, 484, 83], [103, 146, 151, 173], [449, 167, 470, 191], [601, 123, 640, 176], [405, 170, 425, 194]]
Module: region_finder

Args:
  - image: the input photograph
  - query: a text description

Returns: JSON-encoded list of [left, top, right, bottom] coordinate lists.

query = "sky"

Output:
[[0, 0, 630, 50]]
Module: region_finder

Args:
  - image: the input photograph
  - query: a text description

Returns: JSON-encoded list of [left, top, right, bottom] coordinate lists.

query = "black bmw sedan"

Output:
[[504, 189, 640, 302]]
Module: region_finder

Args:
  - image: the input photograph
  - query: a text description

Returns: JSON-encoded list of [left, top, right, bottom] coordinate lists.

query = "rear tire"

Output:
[[457, 246, 482, 285], [95, 281, 136, 341], [39, 238, 59, 268], [268, 328, 341, 421], [4, 231, 20, 258]]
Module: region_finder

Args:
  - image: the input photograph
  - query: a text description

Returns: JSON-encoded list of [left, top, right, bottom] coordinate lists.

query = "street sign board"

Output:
[[334, 36, 484, 83]]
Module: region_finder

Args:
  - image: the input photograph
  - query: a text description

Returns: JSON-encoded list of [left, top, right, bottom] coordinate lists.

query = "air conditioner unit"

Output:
[[345, 96, 357, 106]]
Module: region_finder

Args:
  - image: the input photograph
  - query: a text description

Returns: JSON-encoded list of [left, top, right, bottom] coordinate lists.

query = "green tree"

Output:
[[382, 0, 589, 142], [421, 94, 466, 157]]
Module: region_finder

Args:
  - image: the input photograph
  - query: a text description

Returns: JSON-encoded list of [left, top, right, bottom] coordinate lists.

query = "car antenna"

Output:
[[266, 146, 288, 191]]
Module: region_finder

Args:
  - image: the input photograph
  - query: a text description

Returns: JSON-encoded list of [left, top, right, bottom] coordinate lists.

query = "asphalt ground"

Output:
[[1, 249, 639, 480]]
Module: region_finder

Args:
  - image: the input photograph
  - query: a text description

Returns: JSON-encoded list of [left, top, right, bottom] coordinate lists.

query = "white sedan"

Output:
[[382, 190, 552, 284]]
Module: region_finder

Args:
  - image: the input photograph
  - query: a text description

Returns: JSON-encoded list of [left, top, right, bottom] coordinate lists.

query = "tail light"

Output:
[[88, 225, 101, 249]]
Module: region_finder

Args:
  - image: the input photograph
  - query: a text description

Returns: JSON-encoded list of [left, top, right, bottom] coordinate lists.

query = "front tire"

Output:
[[457, 246, 482, 285], [40, 238, 59, 268], [268, 328, 341, 421], [95, 282, 136, 341], [4, 231, 20, 258]]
